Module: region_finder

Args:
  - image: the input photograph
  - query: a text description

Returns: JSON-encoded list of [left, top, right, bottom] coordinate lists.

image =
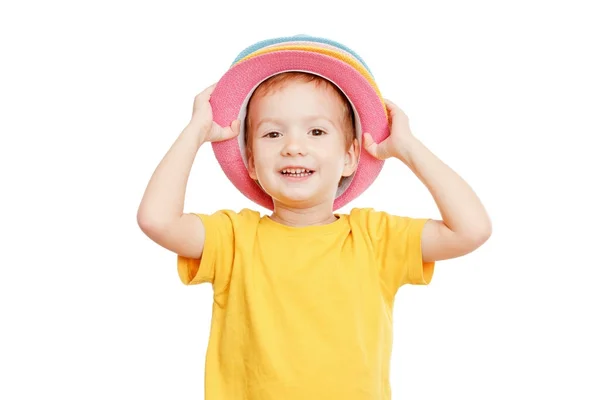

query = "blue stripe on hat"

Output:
[[231, 34, 373, 76]]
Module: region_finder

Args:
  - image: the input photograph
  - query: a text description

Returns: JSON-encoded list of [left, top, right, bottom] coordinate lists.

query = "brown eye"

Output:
[[265, 132, 281, 138], [310, 129, 326, 136]]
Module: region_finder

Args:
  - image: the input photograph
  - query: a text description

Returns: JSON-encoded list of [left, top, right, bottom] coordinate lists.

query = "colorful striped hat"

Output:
[[209, 34, 389, 211]]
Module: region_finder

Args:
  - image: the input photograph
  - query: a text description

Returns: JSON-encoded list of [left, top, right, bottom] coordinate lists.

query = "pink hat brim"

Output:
[[210, 50, 388, 211]]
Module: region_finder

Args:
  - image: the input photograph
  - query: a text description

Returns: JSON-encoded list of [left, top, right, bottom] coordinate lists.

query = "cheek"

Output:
[[250, 146, 272, 172], [317, 142, 346, 166]]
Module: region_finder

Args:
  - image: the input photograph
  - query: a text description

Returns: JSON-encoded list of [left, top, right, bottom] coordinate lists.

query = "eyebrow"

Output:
[[256, 117, 282, 128], [257, 116, 338, 128]]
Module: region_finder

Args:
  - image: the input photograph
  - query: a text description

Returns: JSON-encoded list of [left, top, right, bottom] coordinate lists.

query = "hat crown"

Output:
[[210, 35, 389, 211]]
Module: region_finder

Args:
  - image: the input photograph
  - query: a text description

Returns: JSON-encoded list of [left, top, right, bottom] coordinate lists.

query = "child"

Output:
[[138, 71, 491, 399]]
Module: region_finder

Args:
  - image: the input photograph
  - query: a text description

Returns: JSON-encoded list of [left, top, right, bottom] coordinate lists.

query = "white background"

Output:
[[1, 0, 598, 399]]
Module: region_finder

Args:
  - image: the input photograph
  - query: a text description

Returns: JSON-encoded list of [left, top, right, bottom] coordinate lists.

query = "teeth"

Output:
[[282, 168, 311, 174], [281, 168, 313, 176]]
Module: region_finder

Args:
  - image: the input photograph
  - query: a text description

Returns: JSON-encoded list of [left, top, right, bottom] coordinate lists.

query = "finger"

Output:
[[383, 98, 397, 107], [205, 83, 218, 95], [196, 83, 218, 101], [384, 98, 398, 112], [380, 99, 394, 119], [384, 99, 408, 119], [212, 120, 240, 141], [230, 119, 241, 138], [362, 132, 379, 159]]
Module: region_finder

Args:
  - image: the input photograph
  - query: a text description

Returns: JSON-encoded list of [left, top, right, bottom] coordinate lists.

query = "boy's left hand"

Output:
[[363, 99, 417, 162]]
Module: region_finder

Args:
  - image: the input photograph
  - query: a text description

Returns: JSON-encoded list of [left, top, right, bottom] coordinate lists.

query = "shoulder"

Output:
[[344, 207, 387, 237], [202, 208, 261, 218], [196, 208, 262, 229], [346, 207, 394, 225], [346, 207, 426, 237], [227, 208, 262, 220]]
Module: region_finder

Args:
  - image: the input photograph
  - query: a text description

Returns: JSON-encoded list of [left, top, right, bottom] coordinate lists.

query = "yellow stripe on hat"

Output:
[[249, 40, 371, 75], [235, 43, 387, 113]]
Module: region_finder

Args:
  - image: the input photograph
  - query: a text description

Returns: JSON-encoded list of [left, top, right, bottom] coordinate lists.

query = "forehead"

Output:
[[237, 73, 362, 151], [249, 79, 345, 120]]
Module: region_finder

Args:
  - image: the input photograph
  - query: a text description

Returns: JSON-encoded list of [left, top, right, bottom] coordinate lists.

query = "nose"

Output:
[[281, 132, 307, 156]]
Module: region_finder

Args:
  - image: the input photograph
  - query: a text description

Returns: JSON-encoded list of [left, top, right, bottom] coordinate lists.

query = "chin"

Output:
[[257, 176, 337, 207], [274, 189, 338, 209], [273, 192, 315, 206]]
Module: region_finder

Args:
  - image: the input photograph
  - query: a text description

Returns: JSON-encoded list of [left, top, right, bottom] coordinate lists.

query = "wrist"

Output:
[[183, 119, 209, 148], [394, 135, 421, 163]]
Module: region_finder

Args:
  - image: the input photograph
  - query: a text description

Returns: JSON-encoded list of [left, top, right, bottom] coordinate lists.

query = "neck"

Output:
[[269, 203, 338, 227]]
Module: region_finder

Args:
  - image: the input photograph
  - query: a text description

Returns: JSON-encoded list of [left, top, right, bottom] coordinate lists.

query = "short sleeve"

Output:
[[355, 208, 435, 296], [177, 210, 236, 287]]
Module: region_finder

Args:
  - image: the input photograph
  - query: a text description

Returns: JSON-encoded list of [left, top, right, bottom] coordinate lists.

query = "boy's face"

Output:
[[246, 80, 359, 209]]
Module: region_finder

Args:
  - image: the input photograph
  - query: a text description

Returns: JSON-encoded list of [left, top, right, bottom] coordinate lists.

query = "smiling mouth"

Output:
[[280, 168, 314, 177]]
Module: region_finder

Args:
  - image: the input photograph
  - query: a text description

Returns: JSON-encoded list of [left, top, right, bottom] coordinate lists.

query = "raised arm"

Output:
[[136, 84, 240, 259], [363, 99, 492, 263]]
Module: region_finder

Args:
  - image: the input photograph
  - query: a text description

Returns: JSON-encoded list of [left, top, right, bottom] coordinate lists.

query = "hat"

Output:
[[209, 34, 389, 211]]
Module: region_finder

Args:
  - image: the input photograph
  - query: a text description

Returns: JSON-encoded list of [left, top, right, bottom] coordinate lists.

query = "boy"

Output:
[[137, 72, 491, 399]]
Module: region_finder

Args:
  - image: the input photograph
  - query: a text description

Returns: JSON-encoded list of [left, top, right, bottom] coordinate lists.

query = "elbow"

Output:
[[481, 216, 493, 242], [137, 211, 152, 234], [137, 212, 156, 237], [137, 208, 167, 237], [455, 215, 492, 252], [466, 220, 492, 250], [474, 228, 492, 248]]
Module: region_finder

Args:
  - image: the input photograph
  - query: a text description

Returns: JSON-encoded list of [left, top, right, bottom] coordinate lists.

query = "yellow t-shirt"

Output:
[[177, 207, 434, 400]]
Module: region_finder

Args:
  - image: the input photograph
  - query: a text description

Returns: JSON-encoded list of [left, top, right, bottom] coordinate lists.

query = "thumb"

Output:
[[212, 119, 241, 142], [362, 132, 381, 159], [227, 119, 241, 139]]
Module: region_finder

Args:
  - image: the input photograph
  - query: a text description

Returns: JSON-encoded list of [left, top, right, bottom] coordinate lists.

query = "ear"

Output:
[[342, 138, 360, 177], [247, 148, 258, 180]]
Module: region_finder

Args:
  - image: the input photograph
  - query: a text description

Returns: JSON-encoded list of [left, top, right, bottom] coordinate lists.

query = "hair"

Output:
[[244, 72, 356, 154]]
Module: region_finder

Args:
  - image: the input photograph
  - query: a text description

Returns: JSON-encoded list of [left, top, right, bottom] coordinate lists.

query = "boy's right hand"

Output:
[[137, 83, 240, 261], [190, 83, 240, 144]]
